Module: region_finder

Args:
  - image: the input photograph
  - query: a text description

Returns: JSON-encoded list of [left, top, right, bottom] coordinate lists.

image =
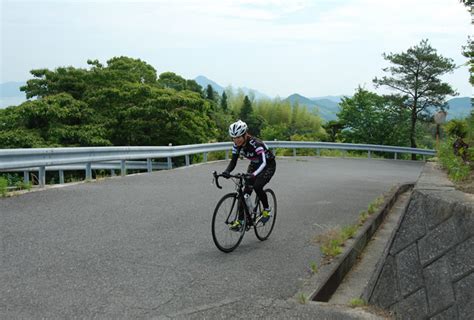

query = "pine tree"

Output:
[[240, 95, 253, 122], [220, 91, 228, 111], [206, 85, 215, 101]]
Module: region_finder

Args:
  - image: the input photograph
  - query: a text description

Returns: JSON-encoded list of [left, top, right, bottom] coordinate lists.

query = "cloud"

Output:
[[1, 0, 471, 97]]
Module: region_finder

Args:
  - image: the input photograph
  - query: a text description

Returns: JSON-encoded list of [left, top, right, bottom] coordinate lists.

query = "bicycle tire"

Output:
[[211, 193, 246, 253], [254, 189, 277, 241]]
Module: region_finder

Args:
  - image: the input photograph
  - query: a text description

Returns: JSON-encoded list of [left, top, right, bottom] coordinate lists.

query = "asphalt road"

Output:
[[0, 157, 423, 319]]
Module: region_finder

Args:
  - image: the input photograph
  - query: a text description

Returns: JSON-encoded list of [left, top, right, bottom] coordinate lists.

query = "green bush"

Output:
[[0, 177, 8, 197], [445, 119, 468, 138], [438, 138, 471, 181]]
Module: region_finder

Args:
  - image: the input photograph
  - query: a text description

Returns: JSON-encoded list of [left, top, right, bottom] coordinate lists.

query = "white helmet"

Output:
[[228, 120, 248, 138]]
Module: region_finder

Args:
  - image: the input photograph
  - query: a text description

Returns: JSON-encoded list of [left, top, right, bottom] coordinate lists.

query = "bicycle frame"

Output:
[[213, 171, 257, 227], [211, 170, 277, 252]]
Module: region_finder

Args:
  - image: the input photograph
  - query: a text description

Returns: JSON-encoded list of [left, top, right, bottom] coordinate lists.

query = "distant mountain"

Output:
[[194, 75, 225, 94], [310, 95, 346, 104], [1, 79, 471, 121], [284, 93, 340, 121], [194, 75, 270, 100], [445, 97, 472, 120], [286, 93, 472, 122]]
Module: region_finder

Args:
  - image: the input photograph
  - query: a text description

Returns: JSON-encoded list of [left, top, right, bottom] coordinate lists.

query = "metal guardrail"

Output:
[[0, 141, 435, 187]]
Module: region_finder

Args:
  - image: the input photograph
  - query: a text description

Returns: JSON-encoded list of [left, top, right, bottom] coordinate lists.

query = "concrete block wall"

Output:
[[368, 163, 474, 319]]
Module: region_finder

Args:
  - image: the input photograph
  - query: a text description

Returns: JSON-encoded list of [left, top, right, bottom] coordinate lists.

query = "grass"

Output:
[[314, 224, 358, 259], [341, 224, 358, 239], [437, 137, 472, 182], [297, 292, 308, 304], [15, 181, 32, 191], [314, 194, 386, 260], [309, 261, 319, 274], [358, 211, 369, 225], [0, 177, 7, 197], [349, 298, 367, 308]]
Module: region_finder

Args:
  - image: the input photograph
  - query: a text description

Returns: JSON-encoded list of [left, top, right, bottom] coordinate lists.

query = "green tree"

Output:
[[373, 39, 457, 159], [0, 93, 110, 147], [220, 91, 228, 111], [323, 120, 345, 142], [238, 95, 265, 136], [337, 88, 411, 146], [185, 79, 203, 94], [462, 37, 474, 86], [240, 95, 253, 122], [5, 57, 219, 148], [158, 72, 187, 91], [104, 56, 157, 85], [21, 67, 89, 100], [206, 84, 216, 101]]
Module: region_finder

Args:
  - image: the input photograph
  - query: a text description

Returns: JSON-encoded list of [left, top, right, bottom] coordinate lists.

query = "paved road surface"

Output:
[[1, 157, 423, 318]]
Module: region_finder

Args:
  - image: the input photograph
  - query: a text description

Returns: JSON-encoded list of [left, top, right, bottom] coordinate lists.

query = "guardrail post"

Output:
[[147, 158, 152, 173], [368, 150, 371, 159], [111, 169, 116, 177], [203, 152, 208, 162], [423, 155, 426, 161], [121, 160, 126, 176], [23, 171, 30, 185], [59, 170, 65, 184], [316, 149, 320, 157], [394, 152, 398, 160], [39, 166, 46, 187], [225, 150, 229, 160], [167, 157, 172, 169], [293, 148, 296, 157], [85, 163, 92, 181], [185, 155, 190, 166]]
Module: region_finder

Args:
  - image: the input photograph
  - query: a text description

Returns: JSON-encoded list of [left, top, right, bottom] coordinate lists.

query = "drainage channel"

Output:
[[295, 184, 414, 304]]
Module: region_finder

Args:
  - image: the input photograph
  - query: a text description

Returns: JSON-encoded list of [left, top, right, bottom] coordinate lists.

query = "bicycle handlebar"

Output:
[[212, 171, 247, 189]]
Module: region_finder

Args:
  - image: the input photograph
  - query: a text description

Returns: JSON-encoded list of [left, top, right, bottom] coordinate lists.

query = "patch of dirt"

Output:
[[455, 169, 474, 194]]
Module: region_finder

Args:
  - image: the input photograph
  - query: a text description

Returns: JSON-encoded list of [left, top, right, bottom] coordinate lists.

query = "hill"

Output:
[[445, 97, 472, 120], [284, 93, 340, 121], [194, 75, 270, 100], [194, 75, 225, 94]]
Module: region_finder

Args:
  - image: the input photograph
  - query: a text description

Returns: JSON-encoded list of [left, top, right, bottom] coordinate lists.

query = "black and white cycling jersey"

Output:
[[226, 136, 275, 176]]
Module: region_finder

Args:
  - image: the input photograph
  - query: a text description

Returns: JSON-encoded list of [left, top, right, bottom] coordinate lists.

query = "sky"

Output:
[[1, 0, 472, 98]]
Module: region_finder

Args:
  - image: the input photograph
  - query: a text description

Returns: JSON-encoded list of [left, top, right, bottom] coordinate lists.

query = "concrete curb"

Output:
[[296, 183, 414, 302]]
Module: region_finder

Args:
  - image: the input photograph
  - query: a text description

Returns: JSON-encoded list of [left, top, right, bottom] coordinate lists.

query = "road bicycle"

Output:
[[211, 171, 277, 253]]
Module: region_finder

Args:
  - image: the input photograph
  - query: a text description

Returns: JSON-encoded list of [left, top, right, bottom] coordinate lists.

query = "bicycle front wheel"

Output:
[[254, 189, 277, 241], [211, 193, 246, 253]]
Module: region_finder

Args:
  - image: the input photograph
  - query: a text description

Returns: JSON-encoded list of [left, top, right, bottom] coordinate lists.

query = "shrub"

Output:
[[0, 177, 8, 197], [438, 137, 471, 181], [445, 119, 468, 138]]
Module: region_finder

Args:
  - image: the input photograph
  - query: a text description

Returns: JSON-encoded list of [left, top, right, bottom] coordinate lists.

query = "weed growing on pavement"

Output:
[[314, 227, 343, 258], [297, 292, 308, 304], [349, 298, 367, 308], [314, 193, 387, 261], [358, 210, 369, 225], [309, 261, 318, 274], [367, 196, 384, 215], [341, 224, 358, 239]]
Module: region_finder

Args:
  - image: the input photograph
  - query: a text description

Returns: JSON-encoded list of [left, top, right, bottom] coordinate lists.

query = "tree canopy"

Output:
[[373, 39, 457, 158], [1, 56, 327, 149]]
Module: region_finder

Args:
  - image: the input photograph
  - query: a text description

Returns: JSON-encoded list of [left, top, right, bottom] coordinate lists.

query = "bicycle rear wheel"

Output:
[[254, 189, 277, 241], [211, 193, 246, 253]]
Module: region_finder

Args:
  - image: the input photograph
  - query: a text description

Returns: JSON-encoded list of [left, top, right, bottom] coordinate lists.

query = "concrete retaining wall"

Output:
[[368, 163, 474, 319]]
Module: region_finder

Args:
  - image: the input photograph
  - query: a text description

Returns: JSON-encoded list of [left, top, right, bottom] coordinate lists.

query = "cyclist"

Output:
[[221, 120, 276, 231]]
